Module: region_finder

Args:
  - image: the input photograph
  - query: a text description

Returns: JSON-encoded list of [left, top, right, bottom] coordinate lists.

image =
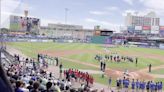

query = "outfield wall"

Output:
[[91, 36, 112, 44]]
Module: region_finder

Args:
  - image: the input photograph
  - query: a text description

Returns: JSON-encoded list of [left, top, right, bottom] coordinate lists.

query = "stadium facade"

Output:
[[39, 23, 94, 40]]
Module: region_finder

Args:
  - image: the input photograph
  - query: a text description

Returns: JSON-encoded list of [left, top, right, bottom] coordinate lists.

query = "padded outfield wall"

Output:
[[91, 36, 112, 44]]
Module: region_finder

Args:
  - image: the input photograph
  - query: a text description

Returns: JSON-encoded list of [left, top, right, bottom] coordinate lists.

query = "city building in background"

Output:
[[125, 12, 160, 34]]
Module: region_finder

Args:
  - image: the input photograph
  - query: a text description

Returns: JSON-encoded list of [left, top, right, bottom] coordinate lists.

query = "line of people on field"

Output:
[[115, 77, 163, 92], [64, 69, 94, 87], [37, 54, 59, 68], [95, 53, 138, 65]]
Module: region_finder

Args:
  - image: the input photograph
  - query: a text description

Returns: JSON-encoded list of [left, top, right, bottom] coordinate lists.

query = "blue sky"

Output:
[[1, 0, 164, 31]]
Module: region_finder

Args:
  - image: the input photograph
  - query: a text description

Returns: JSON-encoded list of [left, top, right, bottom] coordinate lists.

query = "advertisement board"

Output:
[[142, 30, 151, 34], [142, 26, 151, 30], [160, 26, 164, 30], [151, 26, 159, 31], [159, 44, 164, 49], [135, 26, 142, 30], [127, 26, 135, 33], [151, 31, 159, 34], [10, 15, 40, 32], [160, 30, 164, 35]]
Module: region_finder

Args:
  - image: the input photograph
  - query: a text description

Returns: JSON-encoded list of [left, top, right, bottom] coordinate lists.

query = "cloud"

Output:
[[140, 0, 164, 17], [123, 0, 134, 5], [1, 0, 33, 28], [89, 6, 119, 16], [89, 11, 109, 15], [140, 0, 164, 10], [122, 9, 151, 17], [105, 6, 119, 11], [85, 18, 121, 32]]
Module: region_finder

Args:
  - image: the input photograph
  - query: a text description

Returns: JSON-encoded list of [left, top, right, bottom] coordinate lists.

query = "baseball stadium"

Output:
[[1, 0, 164, 92]]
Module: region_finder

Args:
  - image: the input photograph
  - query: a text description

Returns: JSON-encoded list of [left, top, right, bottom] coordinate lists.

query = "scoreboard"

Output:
[[95, 30, 113, 36]]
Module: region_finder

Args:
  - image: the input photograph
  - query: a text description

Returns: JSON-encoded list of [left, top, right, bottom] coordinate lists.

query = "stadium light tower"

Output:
[[65, 8, 69, 24]]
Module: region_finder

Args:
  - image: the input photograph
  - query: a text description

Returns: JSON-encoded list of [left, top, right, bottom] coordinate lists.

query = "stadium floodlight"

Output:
[[65, 8, 69, 24]]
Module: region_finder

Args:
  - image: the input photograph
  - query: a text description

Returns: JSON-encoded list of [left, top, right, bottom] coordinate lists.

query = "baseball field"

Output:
[[7, 42, 164, 87]]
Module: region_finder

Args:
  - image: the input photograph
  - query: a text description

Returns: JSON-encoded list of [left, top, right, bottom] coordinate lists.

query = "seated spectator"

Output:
[[31, 82, 40, 92], [15, 81, 24, 92], [38, 79, 46, 91], [27, 80, 33, 91]]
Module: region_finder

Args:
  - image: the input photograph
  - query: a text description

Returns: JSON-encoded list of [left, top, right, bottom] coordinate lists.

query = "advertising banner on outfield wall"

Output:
[[142, 30, 151, 34], [151, 31, 159, 34], [151, 26, 159, 31], [127, 26, 135, 33], [160, 30, 164, 35], [160, 26, 164, 30], [135, 26, 142, 30], [159, 44, 164, 49], [142, 26, 151, 30]]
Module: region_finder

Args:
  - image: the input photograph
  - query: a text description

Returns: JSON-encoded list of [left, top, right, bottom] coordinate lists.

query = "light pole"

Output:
[[65, 8, 69, 24]]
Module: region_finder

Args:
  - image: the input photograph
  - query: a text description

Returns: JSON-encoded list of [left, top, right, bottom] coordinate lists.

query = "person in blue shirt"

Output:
[[150, 81, 155, 92], [15, 81, 24, 92], [141, 81, 146, 92], [124, 79, 129, 92], [158, 82, 163, 92], [131, 79, 135, 92], [139, 81, 142, 90], [136, 79, 139, 92]]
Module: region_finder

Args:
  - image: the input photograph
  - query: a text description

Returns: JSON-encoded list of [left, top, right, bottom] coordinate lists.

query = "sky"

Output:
[[1, 0, 164, 31]]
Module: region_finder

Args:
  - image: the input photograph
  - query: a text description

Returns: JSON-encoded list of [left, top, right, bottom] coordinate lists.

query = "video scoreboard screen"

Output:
[[10, 15, 40, 32], [100, 31, 113, 36]]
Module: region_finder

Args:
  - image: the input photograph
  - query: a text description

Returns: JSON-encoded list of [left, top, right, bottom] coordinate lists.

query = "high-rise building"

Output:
[[125, 12, 160, 34], [125, 12, 160, 26]]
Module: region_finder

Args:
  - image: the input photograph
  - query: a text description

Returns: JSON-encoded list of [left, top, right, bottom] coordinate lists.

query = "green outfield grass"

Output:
[[66, 53, 164, 71], [150, 68, 164, 74], [7, 42, 164, 87], [7, 42, 164, 71], [92, 74, 116, 87], [7, 42, 102, 58], [60, 59, 99, 70]]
